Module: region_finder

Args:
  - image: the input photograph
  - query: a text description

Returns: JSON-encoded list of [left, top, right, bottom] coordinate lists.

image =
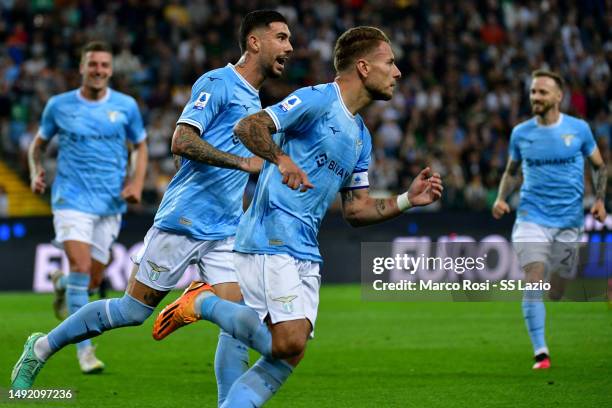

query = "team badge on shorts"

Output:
[[146, 260, 170, 282], [272, 295, 297, 313]]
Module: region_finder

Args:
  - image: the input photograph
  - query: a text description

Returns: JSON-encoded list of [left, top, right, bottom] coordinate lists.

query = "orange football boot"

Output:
[[152, 281, 214, 340]]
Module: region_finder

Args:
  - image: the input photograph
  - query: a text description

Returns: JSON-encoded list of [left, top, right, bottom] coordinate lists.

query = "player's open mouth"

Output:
[[275, 56, 288, 68]]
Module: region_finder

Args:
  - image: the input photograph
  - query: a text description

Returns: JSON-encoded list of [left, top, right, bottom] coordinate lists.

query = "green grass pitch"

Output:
[[1, 285, 611, 407]]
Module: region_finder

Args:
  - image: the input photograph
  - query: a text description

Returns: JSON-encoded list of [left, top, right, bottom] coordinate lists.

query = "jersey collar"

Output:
[[227, 64, 259, 95], [535, 113, 563, 128], [332, 81, 355, 121], [76, 88, 112, 105]]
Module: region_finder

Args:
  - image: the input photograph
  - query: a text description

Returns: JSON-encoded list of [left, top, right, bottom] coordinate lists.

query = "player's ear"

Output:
[[356, 59, 369, 78], [247, 33, 260, 53]]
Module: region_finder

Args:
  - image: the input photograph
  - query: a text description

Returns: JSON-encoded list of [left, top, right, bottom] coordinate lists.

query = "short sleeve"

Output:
[[508, 127, 521, 162], [342, 123, 372, 191], [38, 96, 58, 140], [264, 87, 325, 134], [177, 75, 228, 137], [126, 99, 147, 143], [580, 120, 597, 157]]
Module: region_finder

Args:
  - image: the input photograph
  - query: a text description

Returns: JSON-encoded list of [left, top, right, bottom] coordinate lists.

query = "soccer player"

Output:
[[492, 70, 607, 369], [11, 11, 293, 402], [152, 27, 443, 406], [26, 41, 148, 373]]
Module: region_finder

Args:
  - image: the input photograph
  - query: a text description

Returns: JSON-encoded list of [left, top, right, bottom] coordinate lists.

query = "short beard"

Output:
[[531, 102, 552, 116], [366, 86, 392, 101], [263, 61, 282, 79]]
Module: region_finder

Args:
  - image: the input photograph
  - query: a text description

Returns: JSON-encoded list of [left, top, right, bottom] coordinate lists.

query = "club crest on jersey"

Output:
[[280, 95, 301, 112], [561, 134, 575, 147], [107, 111, 121, 122], [194, 92, 211, 110]]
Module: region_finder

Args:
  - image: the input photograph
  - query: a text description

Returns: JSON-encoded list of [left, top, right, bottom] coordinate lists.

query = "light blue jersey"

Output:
[[509, 113, 596, 228], [39, 89, 146, 215], [234, 82, 372, 262], [154, 64, 261, 240]]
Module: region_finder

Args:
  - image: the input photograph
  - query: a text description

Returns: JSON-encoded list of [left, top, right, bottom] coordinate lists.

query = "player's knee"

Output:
[[66, 254, 92, 273], [109, 295, 154, 327], [272, 334, 307, 359]]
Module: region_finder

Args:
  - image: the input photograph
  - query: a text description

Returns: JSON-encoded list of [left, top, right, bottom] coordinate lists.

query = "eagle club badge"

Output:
[[107, 110, 120, 122], [561, 134, 575, 147]]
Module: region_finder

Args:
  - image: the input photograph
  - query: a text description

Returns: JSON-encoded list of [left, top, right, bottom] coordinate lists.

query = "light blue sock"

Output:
[[47, 294, 153, 354], [522, 290, 548, 355], [201, 296, 272, 357], [220, 356, 293, 408], [66, 272, 92, 351], [215, 330, 249, 407]]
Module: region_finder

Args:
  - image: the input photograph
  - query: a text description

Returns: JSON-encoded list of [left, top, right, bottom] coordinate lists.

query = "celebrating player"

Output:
[[153, 26, 443, 407], [25, 41, 148, 374], [492, 70, 607, 369], [11, 11, 293, 404]]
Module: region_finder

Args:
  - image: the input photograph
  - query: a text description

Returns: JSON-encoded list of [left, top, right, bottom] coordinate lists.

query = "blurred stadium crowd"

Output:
[[0, 0, 610, 214]]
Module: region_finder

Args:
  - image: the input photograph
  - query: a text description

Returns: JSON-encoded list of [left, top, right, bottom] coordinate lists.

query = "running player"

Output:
[[492, 69, 607, 369], [153, 27, 443, 406], [26, 41, 148, 374], [12, 12, 293, 405]]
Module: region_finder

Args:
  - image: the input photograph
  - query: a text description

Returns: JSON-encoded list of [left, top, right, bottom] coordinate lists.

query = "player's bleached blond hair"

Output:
[[333, 26, 390, 73]]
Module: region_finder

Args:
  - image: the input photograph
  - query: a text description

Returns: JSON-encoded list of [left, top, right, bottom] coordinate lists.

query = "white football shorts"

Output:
[[512, 221, 582, 278], [132, 227, 237, 291], [52, 209, 121, 264], [233, 252, 321, 334]]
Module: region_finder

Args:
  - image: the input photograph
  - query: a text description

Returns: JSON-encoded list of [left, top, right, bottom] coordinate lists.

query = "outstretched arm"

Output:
[[171, 123, 262, 174], [234, 111, 313, 191], [341, 167, 443, 227], [492, 159, 520, 219], [588, 147, 608, 222], [28, 134, 49, 194]]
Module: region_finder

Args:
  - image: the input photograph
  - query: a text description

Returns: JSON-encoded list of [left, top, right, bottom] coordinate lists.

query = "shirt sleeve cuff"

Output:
[[264, 107, 281, 132], [37, 128, 50, 140], [177, 118, 204, 135]]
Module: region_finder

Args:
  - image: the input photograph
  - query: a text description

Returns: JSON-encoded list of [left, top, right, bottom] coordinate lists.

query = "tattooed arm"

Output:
[[492, 159, 520, 219], [171, 123, 261, 173], [234, 111, 313, 191], [28, 134, 49, 194], [588, 147, 608, 222], [341, 168, 443, 227]]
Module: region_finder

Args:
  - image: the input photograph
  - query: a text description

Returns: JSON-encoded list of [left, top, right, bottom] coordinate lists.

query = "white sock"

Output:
[[33, 336, 52, 362]]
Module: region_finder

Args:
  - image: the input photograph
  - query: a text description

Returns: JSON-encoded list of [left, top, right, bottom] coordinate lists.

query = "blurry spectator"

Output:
[[0, 185, 7, 217], [464, 175, 488, 211], [0, 0, 608, 215]]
